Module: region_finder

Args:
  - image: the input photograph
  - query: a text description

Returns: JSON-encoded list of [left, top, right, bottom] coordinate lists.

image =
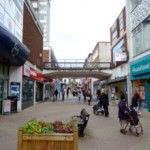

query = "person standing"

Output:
[[130, 90, 141, 115], [100, 89, 109, 117], [54, 89, 58, 100], [77, 88, 81, 101], [118, 93, 129, 134], [96, 89, 101, 100], [66, 88, 69, 98], [82, 88, 86, 102], [62, 88, 65, 101]]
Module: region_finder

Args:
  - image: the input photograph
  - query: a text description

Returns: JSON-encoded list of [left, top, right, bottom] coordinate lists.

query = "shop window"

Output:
[[0, 80, 8, 100], [22, 79, 34, 102]]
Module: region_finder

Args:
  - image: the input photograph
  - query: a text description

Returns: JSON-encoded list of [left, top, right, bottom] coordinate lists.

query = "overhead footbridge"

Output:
[[43, 60, 112, 79]]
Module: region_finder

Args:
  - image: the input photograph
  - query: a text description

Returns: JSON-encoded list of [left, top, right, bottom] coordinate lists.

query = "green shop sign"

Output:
[[130, 54, 150, 80]]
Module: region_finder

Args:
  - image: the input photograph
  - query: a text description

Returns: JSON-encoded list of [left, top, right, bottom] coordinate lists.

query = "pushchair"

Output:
[[124, 109, 143, 136], [93, 102, 104, 115]]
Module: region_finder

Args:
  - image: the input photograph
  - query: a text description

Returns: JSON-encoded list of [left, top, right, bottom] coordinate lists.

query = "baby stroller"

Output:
[[93, 102, 104, 115], [124, 109, 143, 136]]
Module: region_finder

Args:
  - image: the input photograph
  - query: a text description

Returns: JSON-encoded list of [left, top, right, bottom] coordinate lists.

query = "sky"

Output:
[[50, 0, 125, 60]]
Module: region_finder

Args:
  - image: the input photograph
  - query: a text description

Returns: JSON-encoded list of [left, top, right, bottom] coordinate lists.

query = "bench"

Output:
[[72, 108, 90, 137]]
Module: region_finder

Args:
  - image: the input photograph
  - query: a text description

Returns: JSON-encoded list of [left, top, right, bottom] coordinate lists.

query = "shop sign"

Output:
[[130, 55, 150, 76], [114, 52, 127, 61], [23, 64, 45, 82]]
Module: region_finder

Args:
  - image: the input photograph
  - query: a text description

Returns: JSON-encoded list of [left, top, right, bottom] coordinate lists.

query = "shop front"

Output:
[[130, 54, 150, 112], [107, 76, 127, 104], [22, 64, 46, 109], [0, 24, 30, 112]]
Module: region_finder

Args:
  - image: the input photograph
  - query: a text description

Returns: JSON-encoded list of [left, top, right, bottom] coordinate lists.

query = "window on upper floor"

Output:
[[112, 28, 118, 40], [132, 16, 150, 56], [32, 2, 38, 9], [119, 17, 124, 31], [39, 2, 47, 5], [131, 0, 142, 10]]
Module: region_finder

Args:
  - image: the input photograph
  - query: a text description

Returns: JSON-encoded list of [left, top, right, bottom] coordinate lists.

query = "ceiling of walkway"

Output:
[[43, 70, 112, 79]]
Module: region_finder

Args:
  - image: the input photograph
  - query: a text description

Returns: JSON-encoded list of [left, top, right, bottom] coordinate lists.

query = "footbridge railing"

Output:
[[44, 59, 111, 70]]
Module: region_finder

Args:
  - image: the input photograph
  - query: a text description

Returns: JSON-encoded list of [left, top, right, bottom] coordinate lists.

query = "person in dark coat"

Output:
[[62, 88, 65, 101], [118, 93, 129, 133], [54, 89, 58, 100], [100, 89, 109, 117], [82, 89, 86, 102], [66, 88, 69, 97], [130, 91, 141, 110], [96, 89, 101, 100]]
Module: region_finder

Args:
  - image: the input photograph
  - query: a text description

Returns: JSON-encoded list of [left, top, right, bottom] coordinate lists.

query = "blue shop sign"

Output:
[[130, 54, 150, 80]]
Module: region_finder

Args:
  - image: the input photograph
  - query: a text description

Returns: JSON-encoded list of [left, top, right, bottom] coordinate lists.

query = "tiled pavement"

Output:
[[0, 95, 150, 150]]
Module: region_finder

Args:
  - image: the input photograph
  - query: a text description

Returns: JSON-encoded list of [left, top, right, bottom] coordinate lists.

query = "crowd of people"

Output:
[[53, 86, 142, 134], [95, 88, 142, 134]]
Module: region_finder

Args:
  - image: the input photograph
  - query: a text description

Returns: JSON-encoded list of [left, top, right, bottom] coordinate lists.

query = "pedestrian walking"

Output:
[[100, 89, 109, 117], [86, 88, 92, 105], [82, 89, 86, 102], [77, 88, 81, 101]]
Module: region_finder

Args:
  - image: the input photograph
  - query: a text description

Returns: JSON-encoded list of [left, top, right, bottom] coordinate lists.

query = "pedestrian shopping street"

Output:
[[0, 95, 150, 150]]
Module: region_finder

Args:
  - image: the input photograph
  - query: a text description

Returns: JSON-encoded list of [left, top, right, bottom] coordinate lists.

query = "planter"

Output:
[[17, 127, 78, 150]]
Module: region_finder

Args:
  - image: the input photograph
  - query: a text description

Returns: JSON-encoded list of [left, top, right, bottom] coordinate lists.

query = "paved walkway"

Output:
[[0, 94, 150, 150]]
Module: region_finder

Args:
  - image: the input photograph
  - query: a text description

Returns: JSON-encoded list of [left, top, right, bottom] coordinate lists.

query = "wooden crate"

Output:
[[17, 127, 78, 150]]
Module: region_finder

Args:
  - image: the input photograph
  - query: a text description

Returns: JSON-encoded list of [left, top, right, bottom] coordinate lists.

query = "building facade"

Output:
[[108, 7, 129, 103], [126, 0, 150, 111], [0, 0, 30, 113], [30, 0, 50, 49]]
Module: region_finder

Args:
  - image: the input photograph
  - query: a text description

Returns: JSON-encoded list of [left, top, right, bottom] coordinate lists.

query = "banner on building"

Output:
[[114, 52, 127, 61]]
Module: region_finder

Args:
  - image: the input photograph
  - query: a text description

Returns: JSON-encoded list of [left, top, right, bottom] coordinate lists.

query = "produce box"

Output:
[[17, 119, 78, 150]]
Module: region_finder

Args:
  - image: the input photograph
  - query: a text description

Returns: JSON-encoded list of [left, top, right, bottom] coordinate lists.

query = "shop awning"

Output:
[[0, 24, 30, 66]]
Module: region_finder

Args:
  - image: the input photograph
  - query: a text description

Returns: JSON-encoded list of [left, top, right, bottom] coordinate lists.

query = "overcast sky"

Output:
[[50, 0, 125, 60]]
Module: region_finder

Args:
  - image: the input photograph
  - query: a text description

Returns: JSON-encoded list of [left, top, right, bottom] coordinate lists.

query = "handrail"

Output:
[[44, 61, 111, 70]]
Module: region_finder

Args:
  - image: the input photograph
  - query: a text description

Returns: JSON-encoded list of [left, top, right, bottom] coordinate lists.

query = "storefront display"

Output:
[[130, 54, 150, 111], [36, 82, 43, 101], [22, 78, 34, 109], [133, 80, 146, 108]]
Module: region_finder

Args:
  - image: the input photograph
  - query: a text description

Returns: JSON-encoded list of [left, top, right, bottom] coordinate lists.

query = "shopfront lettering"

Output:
[[30, 70, 36, 76], [132, 63, 150, 73]]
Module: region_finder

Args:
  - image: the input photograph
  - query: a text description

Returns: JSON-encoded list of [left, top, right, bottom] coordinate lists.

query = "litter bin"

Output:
[[7, 96, 17, 112]]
